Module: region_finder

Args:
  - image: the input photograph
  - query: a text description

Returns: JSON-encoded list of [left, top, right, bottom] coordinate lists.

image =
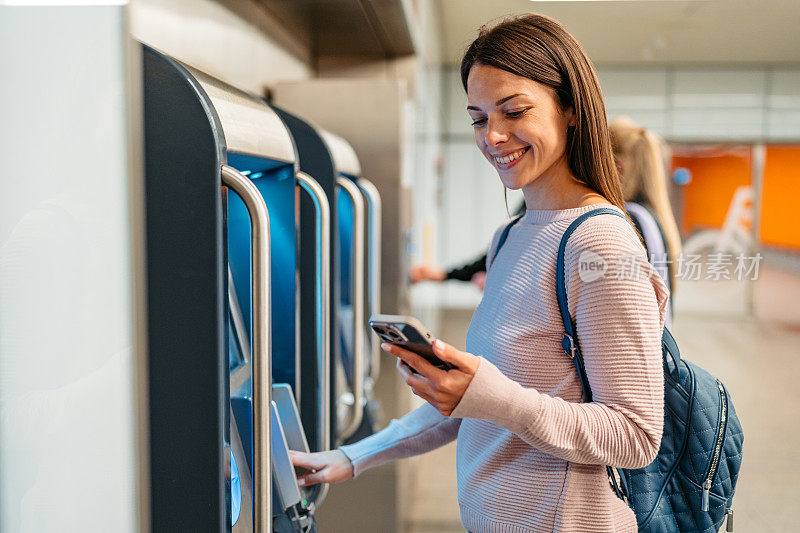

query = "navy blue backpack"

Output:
[[494, 208, 744, 532]]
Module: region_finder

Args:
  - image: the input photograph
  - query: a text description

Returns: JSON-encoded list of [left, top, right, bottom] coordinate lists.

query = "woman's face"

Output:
[[467, 64, 575, 192]]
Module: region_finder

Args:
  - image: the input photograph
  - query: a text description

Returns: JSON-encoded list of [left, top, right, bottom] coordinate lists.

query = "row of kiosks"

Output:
[[141, 45, 383, 532]]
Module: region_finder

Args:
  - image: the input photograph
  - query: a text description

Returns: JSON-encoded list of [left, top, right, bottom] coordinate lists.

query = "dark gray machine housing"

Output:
[[143, 45, 230, 531]]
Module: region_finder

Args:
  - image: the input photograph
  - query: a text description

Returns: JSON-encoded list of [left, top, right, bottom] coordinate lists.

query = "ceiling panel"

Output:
[[435, 0, 800, 65]]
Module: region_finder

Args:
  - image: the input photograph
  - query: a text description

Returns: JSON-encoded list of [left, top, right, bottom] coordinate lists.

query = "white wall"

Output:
[[407, 0, 449, 312], [598, 66, 800, 142], [129, 0, 312, 94], [0, 6, 142, 532]]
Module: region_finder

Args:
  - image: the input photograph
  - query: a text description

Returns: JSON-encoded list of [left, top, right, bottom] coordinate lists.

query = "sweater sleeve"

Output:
[[451, 215, 669, 469], [339, 402, 461, 477]]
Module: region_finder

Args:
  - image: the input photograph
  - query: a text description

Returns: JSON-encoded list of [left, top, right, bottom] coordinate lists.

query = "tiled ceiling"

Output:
[[434, 0, 800, 65]]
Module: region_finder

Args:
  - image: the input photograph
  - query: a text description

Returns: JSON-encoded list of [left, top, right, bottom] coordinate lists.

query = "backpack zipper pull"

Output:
[[725, 508, 734, 532], [701, 480, 711, 512]]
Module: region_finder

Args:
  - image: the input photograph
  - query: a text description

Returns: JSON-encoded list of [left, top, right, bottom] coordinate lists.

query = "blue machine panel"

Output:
[[226, 153, 297, 389], [337, 183, 354, 306], [337, 175, 358, 383]]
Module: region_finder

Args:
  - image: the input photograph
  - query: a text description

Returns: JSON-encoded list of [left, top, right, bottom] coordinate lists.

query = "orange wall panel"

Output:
[[761, 146, 800, 250], [671, 145, 800, 253], [672, 151, 750, 236]]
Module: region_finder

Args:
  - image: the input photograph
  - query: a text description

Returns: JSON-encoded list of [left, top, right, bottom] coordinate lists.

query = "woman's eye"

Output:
[[470, 118, 487, 127], [506, 109, 527, 118]]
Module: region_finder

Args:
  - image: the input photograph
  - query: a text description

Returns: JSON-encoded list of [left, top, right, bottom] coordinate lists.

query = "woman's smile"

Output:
[[492, 146, 530, 168]]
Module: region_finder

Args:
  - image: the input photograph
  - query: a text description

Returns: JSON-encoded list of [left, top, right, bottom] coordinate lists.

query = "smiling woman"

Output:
[[290, 14, 669, 533]]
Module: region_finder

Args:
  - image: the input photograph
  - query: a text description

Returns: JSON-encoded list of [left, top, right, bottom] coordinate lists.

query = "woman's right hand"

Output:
[[288, 449, 354, 487]]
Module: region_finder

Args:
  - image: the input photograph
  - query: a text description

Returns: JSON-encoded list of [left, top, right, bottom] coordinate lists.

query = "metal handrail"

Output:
[[336, 177, 365, 441], [221, 165, 271, 533], [357, 178, 382, 383], [296, 171, 331, 505]]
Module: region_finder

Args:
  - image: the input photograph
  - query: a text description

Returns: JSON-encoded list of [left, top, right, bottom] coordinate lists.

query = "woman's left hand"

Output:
[[382, 339, 480, 416]]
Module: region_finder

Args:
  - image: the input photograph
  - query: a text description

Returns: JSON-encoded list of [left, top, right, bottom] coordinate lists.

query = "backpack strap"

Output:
[[555, 207, 681, 399], [489, 215, 523, 267], [556, 208, 627, 401]]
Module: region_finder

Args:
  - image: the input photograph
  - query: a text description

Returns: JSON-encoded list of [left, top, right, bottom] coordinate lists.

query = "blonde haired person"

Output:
[[290, 15, 668, 532], [608, 117, 681, 295]]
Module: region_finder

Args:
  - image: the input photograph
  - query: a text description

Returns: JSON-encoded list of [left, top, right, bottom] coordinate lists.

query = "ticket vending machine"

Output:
[[269, 107, 338, 470], [142, 46, 328, 532], [317, 132, 384, 445]]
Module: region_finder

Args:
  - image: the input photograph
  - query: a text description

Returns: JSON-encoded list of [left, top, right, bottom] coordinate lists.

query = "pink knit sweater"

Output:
[[341, 204, 670, 532]]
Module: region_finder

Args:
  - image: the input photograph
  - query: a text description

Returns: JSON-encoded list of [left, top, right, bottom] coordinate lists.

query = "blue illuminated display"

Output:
[[226, 154, 297, 388], [231, 449, 241, 526], [337, 183, 355, 305]]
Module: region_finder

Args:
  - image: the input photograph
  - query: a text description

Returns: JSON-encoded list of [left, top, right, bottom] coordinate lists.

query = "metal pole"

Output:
[[748, 144, 765, 317], [296, 171, 331, 505], [221, 165, 272, 532], [336, 177, 365, 441], [358, 178, 382, 383]]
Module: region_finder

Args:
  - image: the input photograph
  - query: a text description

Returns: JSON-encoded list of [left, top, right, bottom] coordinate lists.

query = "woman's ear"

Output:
[[565, 106, 577, 127]]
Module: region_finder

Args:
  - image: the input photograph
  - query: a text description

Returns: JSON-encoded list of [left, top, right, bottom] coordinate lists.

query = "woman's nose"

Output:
[[484, 119, 510, 147]]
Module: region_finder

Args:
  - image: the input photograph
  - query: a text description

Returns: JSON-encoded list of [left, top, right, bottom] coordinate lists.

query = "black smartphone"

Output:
[[368, 314, 455, 372]]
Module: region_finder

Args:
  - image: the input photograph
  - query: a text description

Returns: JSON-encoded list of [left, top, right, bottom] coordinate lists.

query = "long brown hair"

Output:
[[610, 116, 682, 290], [460, 14, 625, 212]]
